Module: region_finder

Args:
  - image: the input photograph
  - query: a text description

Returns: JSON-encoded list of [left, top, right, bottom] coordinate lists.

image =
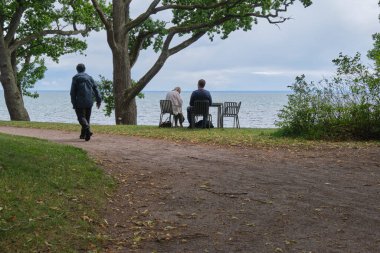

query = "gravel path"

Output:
[[1, 126, 379, 253]]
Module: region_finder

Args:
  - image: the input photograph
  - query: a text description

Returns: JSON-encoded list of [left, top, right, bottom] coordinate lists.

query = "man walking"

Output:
[[70, 63, 101, 141]]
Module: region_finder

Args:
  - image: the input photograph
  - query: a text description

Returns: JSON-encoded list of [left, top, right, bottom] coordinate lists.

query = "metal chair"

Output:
[[159, 100, 174, 127], [190, 100, 212, 128], [222, 101, 241, 128]]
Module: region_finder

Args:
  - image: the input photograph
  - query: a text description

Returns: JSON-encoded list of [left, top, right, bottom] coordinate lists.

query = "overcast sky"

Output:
[[36, 0, 379, 92]]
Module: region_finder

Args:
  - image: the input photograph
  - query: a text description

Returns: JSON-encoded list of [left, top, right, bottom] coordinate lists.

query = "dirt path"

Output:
[[1, 126, 380, 253]]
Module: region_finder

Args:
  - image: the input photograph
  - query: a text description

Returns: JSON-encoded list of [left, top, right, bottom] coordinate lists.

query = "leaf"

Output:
[[81, 215, 93, 223], [164, 226, 176, 231]]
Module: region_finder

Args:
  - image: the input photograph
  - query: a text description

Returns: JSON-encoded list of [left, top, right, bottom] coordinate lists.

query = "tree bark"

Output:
[[109, 0, 137, 125], [112, 48, 137, 125], [0, 36, 30, 121]]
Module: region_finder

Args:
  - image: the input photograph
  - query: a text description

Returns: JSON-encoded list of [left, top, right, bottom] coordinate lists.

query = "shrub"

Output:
[[97, 75, 144, 117], [276, 37, 380, 140]]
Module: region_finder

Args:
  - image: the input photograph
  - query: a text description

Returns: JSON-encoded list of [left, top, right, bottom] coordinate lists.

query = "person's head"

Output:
[[173, 86, 181, 93], [76, 63, 86, 73], [198, 79, 206, 89]]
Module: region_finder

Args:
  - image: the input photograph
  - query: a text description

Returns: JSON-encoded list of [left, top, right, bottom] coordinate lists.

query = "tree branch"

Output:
[[126, 31, 174, 101], [154, 0, 239, 12], [90, 0, 111, 30], [90, 0, 117, 50], [125, 0, 242, 32], [124, 0, 161, 33], [264, 0, 295, 23], [130, 30, 160, 68], [125, 0, 302, 101], [4, 1, 26, 45], [168, 31, 206, 56], [129, 30, 205, 101], [9, 28, 90, 52]]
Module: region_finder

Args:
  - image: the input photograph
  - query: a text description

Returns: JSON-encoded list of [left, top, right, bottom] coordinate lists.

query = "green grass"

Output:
[[0, 120, 378, 149], [0, 133, 114, 252]]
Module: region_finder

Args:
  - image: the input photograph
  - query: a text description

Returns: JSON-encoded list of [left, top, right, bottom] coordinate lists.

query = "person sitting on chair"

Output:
[[187, 79, 212, 127], [166, 86, 184, 127]]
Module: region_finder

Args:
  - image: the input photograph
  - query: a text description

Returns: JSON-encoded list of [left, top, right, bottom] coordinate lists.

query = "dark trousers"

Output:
[[187, 106, 208, 128], [174, 113, 184, 126], [75, 107, 92, 132], [187, 106, 193, 126]]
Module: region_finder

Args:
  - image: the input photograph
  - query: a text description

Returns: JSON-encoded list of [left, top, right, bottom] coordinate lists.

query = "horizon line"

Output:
[[3, 89, 291, 93]]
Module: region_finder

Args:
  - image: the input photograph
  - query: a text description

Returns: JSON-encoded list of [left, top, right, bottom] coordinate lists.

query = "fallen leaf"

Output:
[[81, 215, 93, 223]]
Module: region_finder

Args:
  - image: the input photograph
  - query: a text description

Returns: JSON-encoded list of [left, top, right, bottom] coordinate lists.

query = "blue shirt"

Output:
[[70, 72, 102, 109], [189, 88, 212, 106]]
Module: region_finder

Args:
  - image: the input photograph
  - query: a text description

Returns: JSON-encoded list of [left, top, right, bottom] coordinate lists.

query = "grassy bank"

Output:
[[0, 133, 114, 252], [0, 120, 308, 147], [0, 120, 378, 149]]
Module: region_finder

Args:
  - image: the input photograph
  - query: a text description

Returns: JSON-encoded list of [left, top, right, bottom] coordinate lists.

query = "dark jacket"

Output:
[[70, 72, 101, 109], [189, 88, 212, 106]]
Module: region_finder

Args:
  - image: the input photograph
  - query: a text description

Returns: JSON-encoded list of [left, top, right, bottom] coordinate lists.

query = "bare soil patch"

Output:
[[1, 126, 379, 253]]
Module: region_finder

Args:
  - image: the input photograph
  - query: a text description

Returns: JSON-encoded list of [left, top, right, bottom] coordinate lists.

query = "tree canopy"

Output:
[[1, 0, 103, 96], [90, 0, 313, 124], [0, 0, 103, 120]]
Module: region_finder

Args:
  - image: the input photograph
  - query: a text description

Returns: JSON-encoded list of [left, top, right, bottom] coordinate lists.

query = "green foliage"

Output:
[[17, 57, 46, 99], [277, 45, 380, 140], [162, 0, 312, 41], [368, 33, 380, 71], [91, 1, 312, 124], [0, 0, 104, 97], [97, 75, 144, 117], [0, 133, 114, 252], [129, 18, 167, 53], [97, 75, 115, 117]]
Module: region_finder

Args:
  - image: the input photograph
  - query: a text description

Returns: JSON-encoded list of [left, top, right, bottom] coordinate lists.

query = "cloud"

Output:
[[26, 0, 379, 92]]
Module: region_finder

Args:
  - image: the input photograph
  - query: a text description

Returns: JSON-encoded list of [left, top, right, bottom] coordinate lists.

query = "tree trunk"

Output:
[[0, 39, 30, 121], [112, 48, 137, 125]]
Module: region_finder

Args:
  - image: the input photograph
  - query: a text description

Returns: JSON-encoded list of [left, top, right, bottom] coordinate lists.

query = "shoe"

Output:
[[80, 130, 92, 139], [84, 128, 92, 141], [80, 128, 85, 139]]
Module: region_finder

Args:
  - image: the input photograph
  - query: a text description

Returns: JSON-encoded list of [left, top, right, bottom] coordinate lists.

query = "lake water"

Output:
[[0, 91, 289, 128]]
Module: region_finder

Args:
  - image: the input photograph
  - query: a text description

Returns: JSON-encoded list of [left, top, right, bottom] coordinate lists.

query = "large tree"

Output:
[[90, 0, 312, 125], [0, 0, 102, 121]]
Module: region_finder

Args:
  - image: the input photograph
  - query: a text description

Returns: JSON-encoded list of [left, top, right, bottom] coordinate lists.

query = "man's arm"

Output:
[[70, 77, 76, 109], [189, 91, 195, 106], [207, 91, 212, 105], [90, 77, 102, 108], [173, 92, 182, 107]]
